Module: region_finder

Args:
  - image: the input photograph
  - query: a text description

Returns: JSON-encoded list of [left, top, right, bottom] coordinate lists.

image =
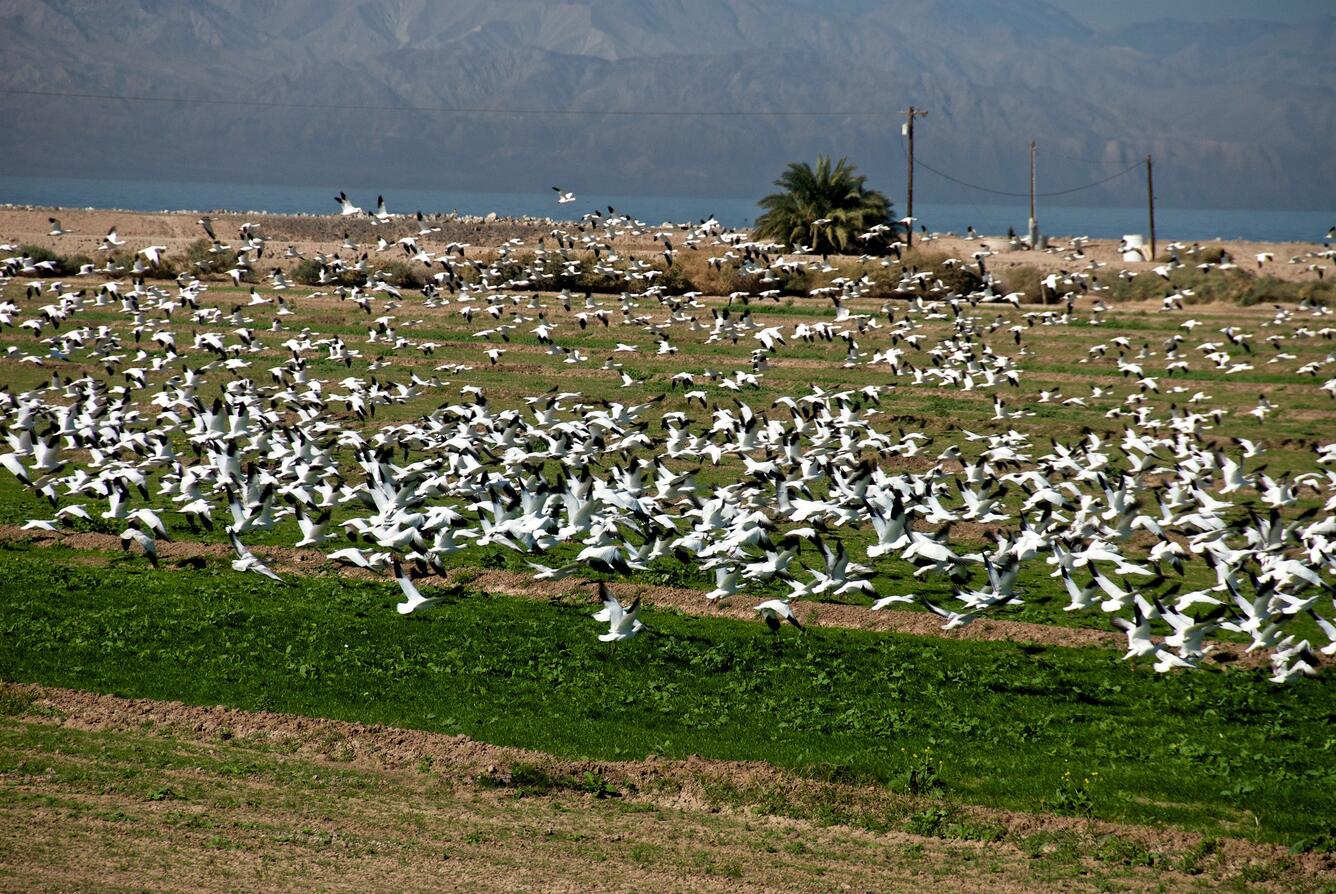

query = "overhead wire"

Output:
[[898, 137, 1144, 198]]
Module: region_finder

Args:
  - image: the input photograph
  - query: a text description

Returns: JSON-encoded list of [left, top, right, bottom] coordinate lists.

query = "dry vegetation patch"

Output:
[[3, 682, 1330, 893]]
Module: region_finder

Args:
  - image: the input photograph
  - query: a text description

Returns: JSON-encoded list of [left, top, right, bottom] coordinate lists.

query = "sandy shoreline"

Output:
[[2, 204, 1332, 286]]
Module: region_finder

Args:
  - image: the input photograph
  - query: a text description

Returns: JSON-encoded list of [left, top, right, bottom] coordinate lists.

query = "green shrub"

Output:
[[905, 806, 949, 836], [864, 250, 984, 299], [1043, 768, 1097, 817], [999, 264, 1044, 302], [101, 251, 178, 280], [290, 258, 359, 287], [1157, 245, 1229, 265], [1236, 275, 1336, 307], [702, 263, 806, 298], [1097, 265, 1250, 304], [902, 747, 944, 795], [184, 238, 239, 276], [17, 244, 63, 271], [372, 260, 428, 289], [290, 258, 325, 286], [0, 689, 35, 717], [64, 254, 95, 275], [16, 244, 97, 277], [1289, 827, 1336, 854], [489, 251, 697, 296], [931, 263, 985, 296], [576, 770, 620, 799], [641, 262, 697, 295]]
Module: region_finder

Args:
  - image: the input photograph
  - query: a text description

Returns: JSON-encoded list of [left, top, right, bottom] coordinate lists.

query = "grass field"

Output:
[[3, 224, 1336, 890], [13, 683, 1322, 894]]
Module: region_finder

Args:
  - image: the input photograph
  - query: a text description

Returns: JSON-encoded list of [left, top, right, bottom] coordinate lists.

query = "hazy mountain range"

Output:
[[1, 0, 1333, 210]]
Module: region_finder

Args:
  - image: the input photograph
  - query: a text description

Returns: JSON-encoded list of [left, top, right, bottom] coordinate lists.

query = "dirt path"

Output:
[[1, 681, 1328, 893]]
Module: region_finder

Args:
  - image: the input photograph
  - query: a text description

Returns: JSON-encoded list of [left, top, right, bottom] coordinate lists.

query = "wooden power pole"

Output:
[[1028, 140, 1038, 249], [904, 107, 927, 248], [1146, 154, 1157, 261]]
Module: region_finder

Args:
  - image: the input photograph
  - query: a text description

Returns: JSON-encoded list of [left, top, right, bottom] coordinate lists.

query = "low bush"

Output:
[[290, 258, 361, 287], [998, 265, 1044, 302], [184, 238, 239, 277], [15, 245, 93, 277], [863, 250, 985, 299], [17, 244, 64, 270], [1156, 245, 1230, 265], [700, 264, 807, 298], [118, 251, 179, 280], [373, 260, 429, 289]]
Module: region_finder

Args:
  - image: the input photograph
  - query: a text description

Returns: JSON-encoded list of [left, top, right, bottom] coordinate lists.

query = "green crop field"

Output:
[[2, 544, 1334, 846], [3, 222, 1336, 891]]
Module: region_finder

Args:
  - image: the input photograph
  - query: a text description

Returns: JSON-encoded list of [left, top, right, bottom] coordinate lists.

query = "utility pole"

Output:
[[1028, 140, 1039, 249], [1146, 154, 1157, 261], [903, 106, 927, 248]]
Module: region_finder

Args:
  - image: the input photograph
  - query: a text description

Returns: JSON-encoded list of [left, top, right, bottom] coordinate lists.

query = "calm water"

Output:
[[1, 174, 1331, 244]]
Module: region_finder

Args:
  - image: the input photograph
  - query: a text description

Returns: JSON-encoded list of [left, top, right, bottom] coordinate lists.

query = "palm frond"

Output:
[[754, 155, 897, 255]]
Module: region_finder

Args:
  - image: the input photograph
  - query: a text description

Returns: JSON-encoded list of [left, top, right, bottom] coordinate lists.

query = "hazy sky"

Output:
[[1048, 0, 1328, 28]]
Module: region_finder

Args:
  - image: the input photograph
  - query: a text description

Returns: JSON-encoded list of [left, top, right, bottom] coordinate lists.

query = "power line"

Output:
[[1026, 160, 1146, 196], [0, 87, 894, 119], [898, 137, 1144, 197]]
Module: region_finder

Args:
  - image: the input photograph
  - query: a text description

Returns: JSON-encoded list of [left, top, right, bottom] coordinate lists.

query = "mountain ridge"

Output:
[[0, 0, 1332, 209]]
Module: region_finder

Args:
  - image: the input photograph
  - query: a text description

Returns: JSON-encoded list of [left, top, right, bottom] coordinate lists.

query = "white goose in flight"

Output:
[[593, 583, 644, 642], [98, 227, 126, 251], [335, 192, 364, 217]]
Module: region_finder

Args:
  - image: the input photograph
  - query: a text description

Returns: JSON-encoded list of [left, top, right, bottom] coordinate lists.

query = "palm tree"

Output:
[[754, 156, 897, 255]]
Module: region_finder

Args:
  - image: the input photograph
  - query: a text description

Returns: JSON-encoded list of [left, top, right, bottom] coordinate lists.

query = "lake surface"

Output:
[[1, 173, 1330, 244]]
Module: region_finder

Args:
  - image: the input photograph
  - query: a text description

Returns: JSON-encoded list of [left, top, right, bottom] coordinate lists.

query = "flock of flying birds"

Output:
[[2, 192, 1335, 684]]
